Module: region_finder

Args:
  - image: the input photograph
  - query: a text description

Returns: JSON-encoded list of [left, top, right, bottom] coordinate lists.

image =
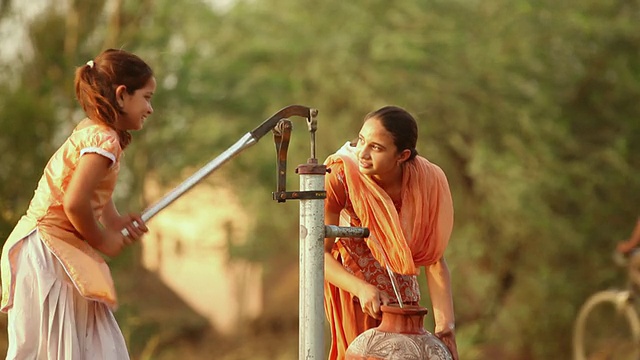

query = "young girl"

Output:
[[323, 106, 459, 359], [1, 48, 155, 359]]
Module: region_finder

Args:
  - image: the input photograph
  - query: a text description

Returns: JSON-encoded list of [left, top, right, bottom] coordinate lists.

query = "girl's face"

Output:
[[355, 117, 408, 180], [117, 77, 156, 131]]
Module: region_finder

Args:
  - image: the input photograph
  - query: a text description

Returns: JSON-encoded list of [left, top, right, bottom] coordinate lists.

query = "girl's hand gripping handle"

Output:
[[120, 213, 148, 240]]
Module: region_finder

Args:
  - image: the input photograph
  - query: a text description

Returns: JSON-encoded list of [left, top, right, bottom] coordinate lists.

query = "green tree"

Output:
[[2, 0, 640, 358]]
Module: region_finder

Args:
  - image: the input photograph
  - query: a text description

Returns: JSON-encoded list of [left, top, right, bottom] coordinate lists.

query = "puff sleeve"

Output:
[[78, 129, 122, 166]]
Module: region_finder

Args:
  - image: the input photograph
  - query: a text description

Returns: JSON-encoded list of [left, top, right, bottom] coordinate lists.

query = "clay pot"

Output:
[[345, 304, 452, 360]]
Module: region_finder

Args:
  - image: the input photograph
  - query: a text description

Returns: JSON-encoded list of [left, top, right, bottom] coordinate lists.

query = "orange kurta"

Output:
[[1, 120, 122, 311], [323, 142, 454, 360]]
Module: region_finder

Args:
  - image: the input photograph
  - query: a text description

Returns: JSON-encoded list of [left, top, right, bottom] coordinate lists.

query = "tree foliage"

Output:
[[1, 0, 640, 358]]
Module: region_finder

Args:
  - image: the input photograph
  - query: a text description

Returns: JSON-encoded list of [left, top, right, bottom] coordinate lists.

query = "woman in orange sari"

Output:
[[323, 106, 458, 359]]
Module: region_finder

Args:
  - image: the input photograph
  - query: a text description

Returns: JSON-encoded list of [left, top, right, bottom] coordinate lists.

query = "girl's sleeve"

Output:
[[325, 162, 348, 214], [79, 129, 121, 166]]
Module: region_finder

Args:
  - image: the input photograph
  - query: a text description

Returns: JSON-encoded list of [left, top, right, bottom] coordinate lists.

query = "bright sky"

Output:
[[0, 0, 52, 63], [0, 0, 233, 65]]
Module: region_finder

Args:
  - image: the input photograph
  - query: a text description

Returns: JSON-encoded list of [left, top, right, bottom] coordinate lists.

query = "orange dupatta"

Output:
[[325, 142, 454, 275]]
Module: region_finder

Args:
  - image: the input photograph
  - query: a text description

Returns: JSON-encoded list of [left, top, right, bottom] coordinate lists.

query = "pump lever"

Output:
[[250, 105, 314, 141], [273, 120, 292, 203], [121, 105, 316, 237], [271, 119, 327, 203]]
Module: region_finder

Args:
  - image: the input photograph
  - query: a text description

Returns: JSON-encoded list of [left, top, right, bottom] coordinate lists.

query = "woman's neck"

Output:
[[372, 166, 404, 200]]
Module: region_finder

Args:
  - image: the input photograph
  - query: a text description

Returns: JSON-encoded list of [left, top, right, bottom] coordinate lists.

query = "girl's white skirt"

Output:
[[5, 230, 129, 360]]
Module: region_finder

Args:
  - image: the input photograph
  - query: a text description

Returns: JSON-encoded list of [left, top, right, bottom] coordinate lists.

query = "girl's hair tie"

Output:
[[86, 60, 94, 68]]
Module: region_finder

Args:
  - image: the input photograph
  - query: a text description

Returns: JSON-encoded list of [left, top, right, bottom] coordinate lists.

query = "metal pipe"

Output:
[[324, 225, 369, 239], [122, 105, 314, 237], [146, 133, 255, 223], [298, 166, 326, 360], [121, 133, 256, 237]]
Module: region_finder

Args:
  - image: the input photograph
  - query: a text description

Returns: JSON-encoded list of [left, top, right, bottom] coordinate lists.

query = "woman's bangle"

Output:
[[435, 323, 455, 335]]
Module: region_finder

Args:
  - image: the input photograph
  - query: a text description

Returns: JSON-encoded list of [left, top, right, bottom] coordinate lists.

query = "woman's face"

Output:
[[355, 117, 406, 179]]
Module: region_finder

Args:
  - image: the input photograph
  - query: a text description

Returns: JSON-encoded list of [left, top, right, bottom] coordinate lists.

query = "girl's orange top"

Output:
[[1, 121, 122, 311]]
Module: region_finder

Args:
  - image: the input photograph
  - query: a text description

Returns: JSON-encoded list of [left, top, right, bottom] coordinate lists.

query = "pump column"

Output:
[[297, 160, 327, 360]]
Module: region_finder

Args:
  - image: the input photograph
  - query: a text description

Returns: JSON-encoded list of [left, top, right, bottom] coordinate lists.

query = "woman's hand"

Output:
[[355, 282, 390, 319], [435, 328, 459, 360]]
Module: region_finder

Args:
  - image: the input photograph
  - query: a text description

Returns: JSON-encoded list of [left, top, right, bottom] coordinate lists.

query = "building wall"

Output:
[[141, 177, 262, 335]]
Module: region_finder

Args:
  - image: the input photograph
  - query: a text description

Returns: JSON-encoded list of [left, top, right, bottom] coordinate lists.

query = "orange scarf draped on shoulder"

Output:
[[325, 142, 454, 274]]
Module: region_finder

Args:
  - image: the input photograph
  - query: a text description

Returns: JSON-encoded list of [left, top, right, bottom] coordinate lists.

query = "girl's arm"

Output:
[[426, 257, 459, 360], [64, 153, 144, 257], [100, 198, 122, 230], [324, 209, 389, 319]]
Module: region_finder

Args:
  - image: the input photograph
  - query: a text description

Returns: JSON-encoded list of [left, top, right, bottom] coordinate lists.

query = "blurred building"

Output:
[[141, 176, 262, 335]]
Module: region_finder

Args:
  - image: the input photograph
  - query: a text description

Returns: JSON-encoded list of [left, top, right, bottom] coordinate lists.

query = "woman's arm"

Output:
[[324, 209, 388, 319], [426, 257, 459, 360]]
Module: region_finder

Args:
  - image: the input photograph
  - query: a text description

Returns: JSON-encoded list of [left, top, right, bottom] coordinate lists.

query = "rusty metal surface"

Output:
[[324, 225, 369, 238], [273, 119, 292, 202], [250, 105, 315, 141], [296, 163, 327, 175]]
